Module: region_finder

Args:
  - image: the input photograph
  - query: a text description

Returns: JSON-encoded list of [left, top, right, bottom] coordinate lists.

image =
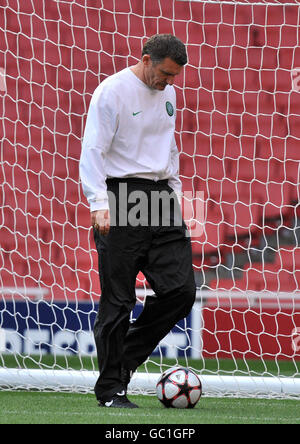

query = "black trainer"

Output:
[[98, 391, 139, 409]]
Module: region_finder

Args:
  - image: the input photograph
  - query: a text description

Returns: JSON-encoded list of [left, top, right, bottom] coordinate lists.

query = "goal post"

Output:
[[1, 0, 300, 399]]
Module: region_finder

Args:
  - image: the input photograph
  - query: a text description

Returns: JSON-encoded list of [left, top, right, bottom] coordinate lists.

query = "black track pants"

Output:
[[93, 178, 196, 402]]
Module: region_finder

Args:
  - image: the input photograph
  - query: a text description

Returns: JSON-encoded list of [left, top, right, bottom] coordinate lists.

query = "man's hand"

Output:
[[91, 209, 110, 236]]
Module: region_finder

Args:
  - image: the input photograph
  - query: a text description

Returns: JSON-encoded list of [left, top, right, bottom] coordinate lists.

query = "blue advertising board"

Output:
[[0, 300, 195, 359]]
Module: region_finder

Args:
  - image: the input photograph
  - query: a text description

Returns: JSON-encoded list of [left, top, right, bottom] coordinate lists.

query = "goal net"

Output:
[[1, 0, 300, 399]]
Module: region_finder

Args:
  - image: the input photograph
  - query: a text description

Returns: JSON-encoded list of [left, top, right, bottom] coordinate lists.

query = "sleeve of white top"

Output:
[[167, 90, 182, 208], [79, 85, 119, 212], [168, 138, 183, 208]]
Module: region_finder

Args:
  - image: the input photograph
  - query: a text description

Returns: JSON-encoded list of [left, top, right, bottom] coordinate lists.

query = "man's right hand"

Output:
[[91, 209, 110, 236]]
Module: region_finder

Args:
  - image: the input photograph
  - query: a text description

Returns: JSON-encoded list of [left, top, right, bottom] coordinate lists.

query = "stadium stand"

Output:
[[1, 0, 300, 300]]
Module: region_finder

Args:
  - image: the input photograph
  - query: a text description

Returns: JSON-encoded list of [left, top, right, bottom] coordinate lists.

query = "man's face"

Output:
[[143, 56, 183, 91]]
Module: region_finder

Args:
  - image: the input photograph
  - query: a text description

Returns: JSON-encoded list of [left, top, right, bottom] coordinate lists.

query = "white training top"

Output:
[[79, 67, 182, 211]]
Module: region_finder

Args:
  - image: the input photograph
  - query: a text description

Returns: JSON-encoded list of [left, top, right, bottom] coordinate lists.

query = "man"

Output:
[[80, 34, 196, 408]]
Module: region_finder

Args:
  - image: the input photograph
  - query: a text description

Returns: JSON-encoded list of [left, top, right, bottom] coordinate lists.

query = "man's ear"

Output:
[[142, 54, 152, 67]]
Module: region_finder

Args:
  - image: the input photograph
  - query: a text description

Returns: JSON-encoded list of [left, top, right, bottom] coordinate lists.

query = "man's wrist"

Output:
[[90, 200, 109, 212]]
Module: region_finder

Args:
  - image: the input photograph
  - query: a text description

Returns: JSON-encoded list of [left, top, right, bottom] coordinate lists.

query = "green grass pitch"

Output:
[[1, 355, 300, 424], [0, 391, 299, 424]]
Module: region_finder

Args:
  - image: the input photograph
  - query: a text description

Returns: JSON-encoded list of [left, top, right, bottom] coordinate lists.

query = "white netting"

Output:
[[0, 0, 300, 398]]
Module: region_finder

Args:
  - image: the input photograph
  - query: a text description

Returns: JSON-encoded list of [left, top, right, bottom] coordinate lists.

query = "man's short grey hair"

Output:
[[142, 34, 187, 66]]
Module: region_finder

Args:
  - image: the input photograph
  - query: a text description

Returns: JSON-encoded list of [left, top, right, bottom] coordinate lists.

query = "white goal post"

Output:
[[1, 0, 300, 399], [1, 291, 300, 398]]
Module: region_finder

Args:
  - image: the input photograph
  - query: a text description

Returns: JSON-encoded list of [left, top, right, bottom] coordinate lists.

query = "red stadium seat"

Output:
[[266, 27, 280, 48], [207, 157, 226, 180], [285, 137, 300, 160], [251, 266, 296, 293], [198, 89, 214, 112], [209, 278, 236, 291], [274, 246, 300, 271], [242, 261, 300, 292], [279, 48, 295, 70], [251, 181, 293, 222], [2, 2, 300, 305], [239, 136, 256, 160], [238, 266, 266, 291], [191, 199, 226, 258]]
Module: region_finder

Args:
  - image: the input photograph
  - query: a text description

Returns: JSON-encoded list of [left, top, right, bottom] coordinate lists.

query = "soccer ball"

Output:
[[156, 366, 202, 409]]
